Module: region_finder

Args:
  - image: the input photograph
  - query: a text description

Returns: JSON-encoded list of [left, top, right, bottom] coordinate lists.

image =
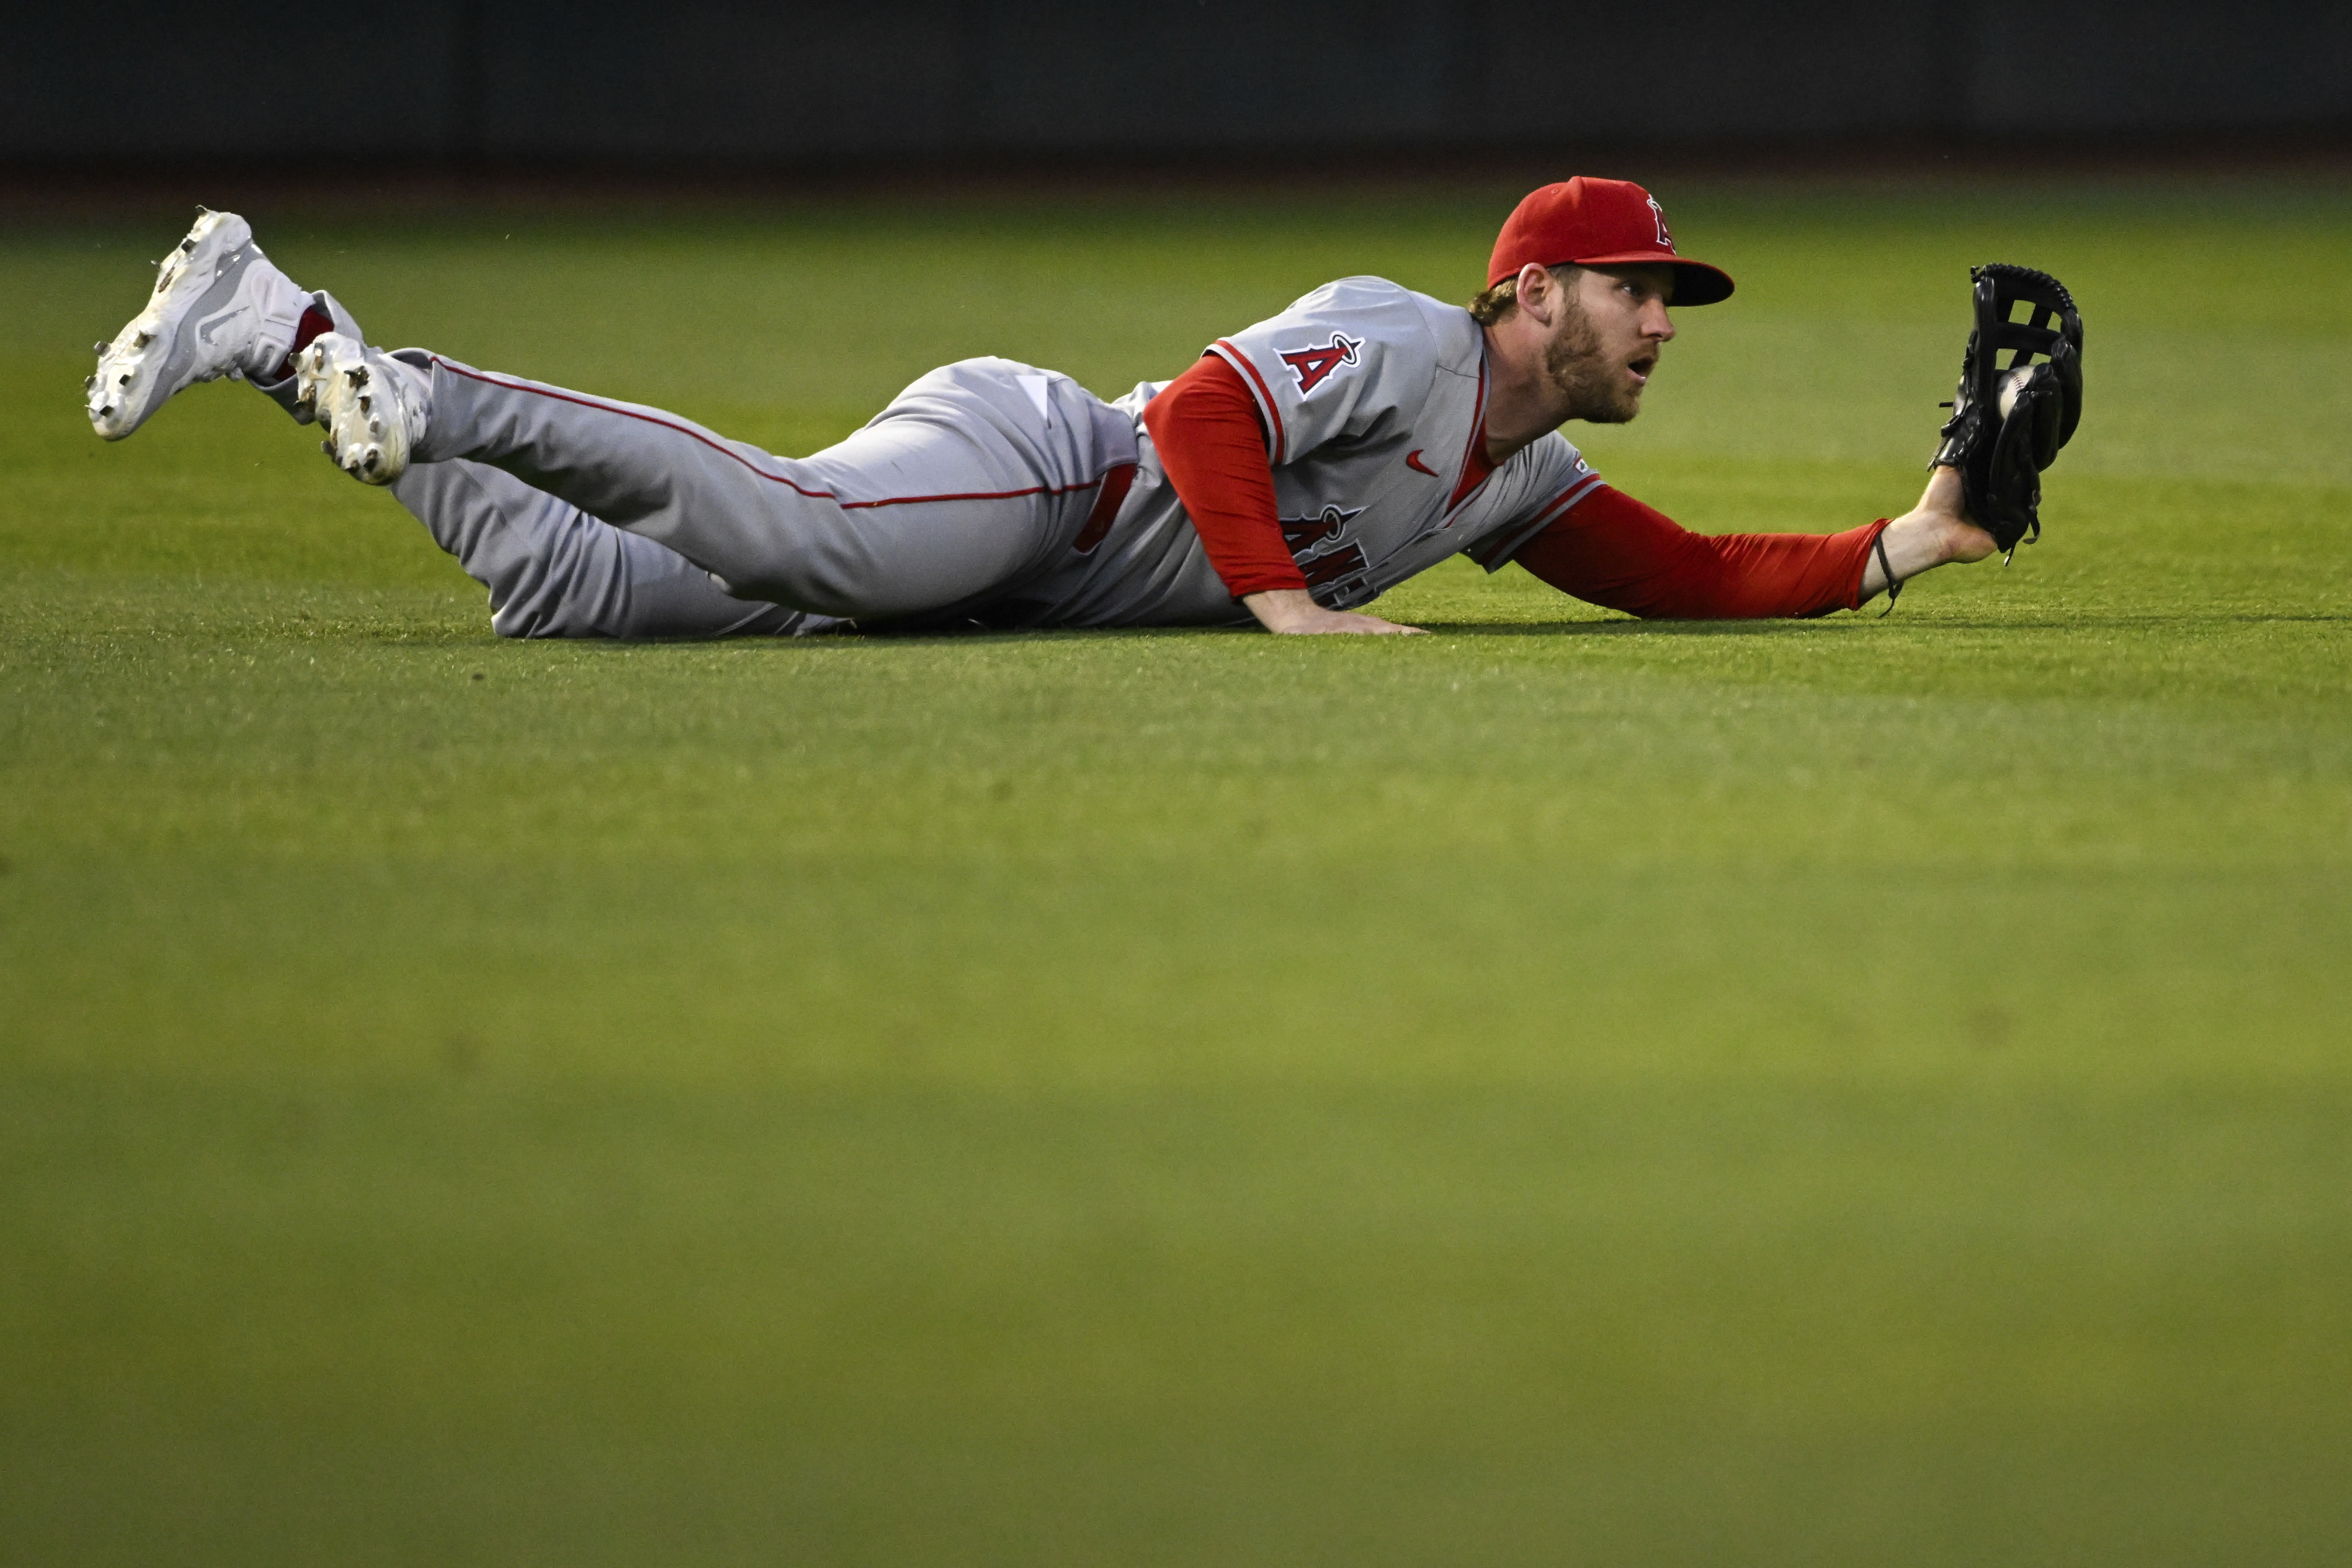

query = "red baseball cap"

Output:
[[1487, 177, 1734, 306]]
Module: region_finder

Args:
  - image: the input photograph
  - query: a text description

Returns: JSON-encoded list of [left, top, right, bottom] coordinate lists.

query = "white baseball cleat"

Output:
[[85, 209, 311, 440], [295, 332, 431, 485]]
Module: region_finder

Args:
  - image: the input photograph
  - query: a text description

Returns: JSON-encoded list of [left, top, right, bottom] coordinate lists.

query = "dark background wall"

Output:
[[7, 0, 2347, 166]]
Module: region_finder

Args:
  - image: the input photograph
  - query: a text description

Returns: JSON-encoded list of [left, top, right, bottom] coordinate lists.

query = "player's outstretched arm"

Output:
[[1505, 470, 2003, 619], [1860, 464, 1998, 600], [1241, 589, 1426, 635]]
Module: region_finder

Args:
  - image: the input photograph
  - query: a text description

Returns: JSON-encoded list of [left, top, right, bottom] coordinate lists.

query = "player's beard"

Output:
[[1545, 295, 1645, 424]]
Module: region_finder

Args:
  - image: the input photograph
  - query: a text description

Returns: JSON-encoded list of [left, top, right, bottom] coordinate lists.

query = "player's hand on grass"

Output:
[[1242, 589, 1427, 635]]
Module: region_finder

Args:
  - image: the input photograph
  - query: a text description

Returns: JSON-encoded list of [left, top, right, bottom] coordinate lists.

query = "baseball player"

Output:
[[86, 178, 2023, 638]]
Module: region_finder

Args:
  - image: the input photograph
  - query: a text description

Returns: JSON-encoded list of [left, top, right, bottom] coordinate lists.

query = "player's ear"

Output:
[[1515, 262, 1559, 324]]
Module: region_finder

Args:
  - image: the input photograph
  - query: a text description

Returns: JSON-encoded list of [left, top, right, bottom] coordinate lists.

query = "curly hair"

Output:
[[1466, 263, 1581, 327]]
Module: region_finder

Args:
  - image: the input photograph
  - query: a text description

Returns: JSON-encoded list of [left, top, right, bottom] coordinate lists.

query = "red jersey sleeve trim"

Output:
[[1206, 340, 1287, 466]]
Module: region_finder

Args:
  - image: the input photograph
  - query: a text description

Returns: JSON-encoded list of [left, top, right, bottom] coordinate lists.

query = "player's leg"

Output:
[[84, 213, 835, 640], [87, 210, 1136, 626], [85, 210, 325, 439], [389, 455, 839, 640], [299, 341, 1138, 623], [277, 330, 829, 639]]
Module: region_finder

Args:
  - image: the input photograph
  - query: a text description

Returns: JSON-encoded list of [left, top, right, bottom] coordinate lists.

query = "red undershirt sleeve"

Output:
[[1142, 355, 1309, 598], [1510, 486, 1887, 619]]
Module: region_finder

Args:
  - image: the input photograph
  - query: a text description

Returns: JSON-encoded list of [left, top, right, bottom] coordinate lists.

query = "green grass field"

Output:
[[4, 174, 2349, 1566]]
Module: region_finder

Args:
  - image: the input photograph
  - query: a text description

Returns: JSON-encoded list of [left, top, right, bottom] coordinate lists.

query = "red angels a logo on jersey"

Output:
[[1647, 195, 1675, 250], [1277, 333, 1363, 394]]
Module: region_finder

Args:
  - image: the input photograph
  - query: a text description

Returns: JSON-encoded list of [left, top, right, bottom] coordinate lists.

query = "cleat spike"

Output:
[[345, 366, 368, 386], [369, 419, 382, 436], [134, 331, 152, 349], [83, 375, 96, 390], [358, 394, 371, 411], [321, 440, 335, 455], [99, 404, 114, 417], [180, 237, 195, 252], [118, 374, 130, 386], [94, 341, 110, 354], [362, 448, 380, 471]]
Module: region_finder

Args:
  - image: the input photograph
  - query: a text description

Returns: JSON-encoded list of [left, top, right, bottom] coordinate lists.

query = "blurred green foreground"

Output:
[[3, 175, 2348, 1566]]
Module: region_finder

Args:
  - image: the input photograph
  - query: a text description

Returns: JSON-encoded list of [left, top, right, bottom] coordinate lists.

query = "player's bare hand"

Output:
[[1917, 464, 1998, 562], [1903, 465, 1999, 564], [1866, 467, 2002, 595], [1242, 589, 1427, 635]]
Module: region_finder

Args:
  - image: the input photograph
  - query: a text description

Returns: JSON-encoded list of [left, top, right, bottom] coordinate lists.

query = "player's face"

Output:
[[1547, 265, 1677, 424]]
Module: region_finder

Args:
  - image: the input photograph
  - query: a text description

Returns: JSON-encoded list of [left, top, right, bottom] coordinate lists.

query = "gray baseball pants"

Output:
[[263, 319, 1144, 638]]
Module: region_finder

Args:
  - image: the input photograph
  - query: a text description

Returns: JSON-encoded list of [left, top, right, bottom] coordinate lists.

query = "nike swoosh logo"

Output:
[[197, 305, 252, 346], [1405, 449, 1438, 476]]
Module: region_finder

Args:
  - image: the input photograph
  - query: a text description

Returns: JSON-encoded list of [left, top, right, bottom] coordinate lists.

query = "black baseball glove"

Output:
[[1932, 263, 2084, 555]]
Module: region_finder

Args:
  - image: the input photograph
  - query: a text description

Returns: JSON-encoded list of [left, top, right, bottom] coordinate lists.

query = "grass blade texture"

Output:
[[3, 175, 2349, 1567]]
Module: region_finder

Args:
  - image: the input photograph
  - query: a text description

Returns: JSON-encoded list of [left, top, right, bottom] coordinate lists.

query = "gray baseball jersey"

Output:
[[293, 276, 1607, 637], [1005, 276, 1606, 628]]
